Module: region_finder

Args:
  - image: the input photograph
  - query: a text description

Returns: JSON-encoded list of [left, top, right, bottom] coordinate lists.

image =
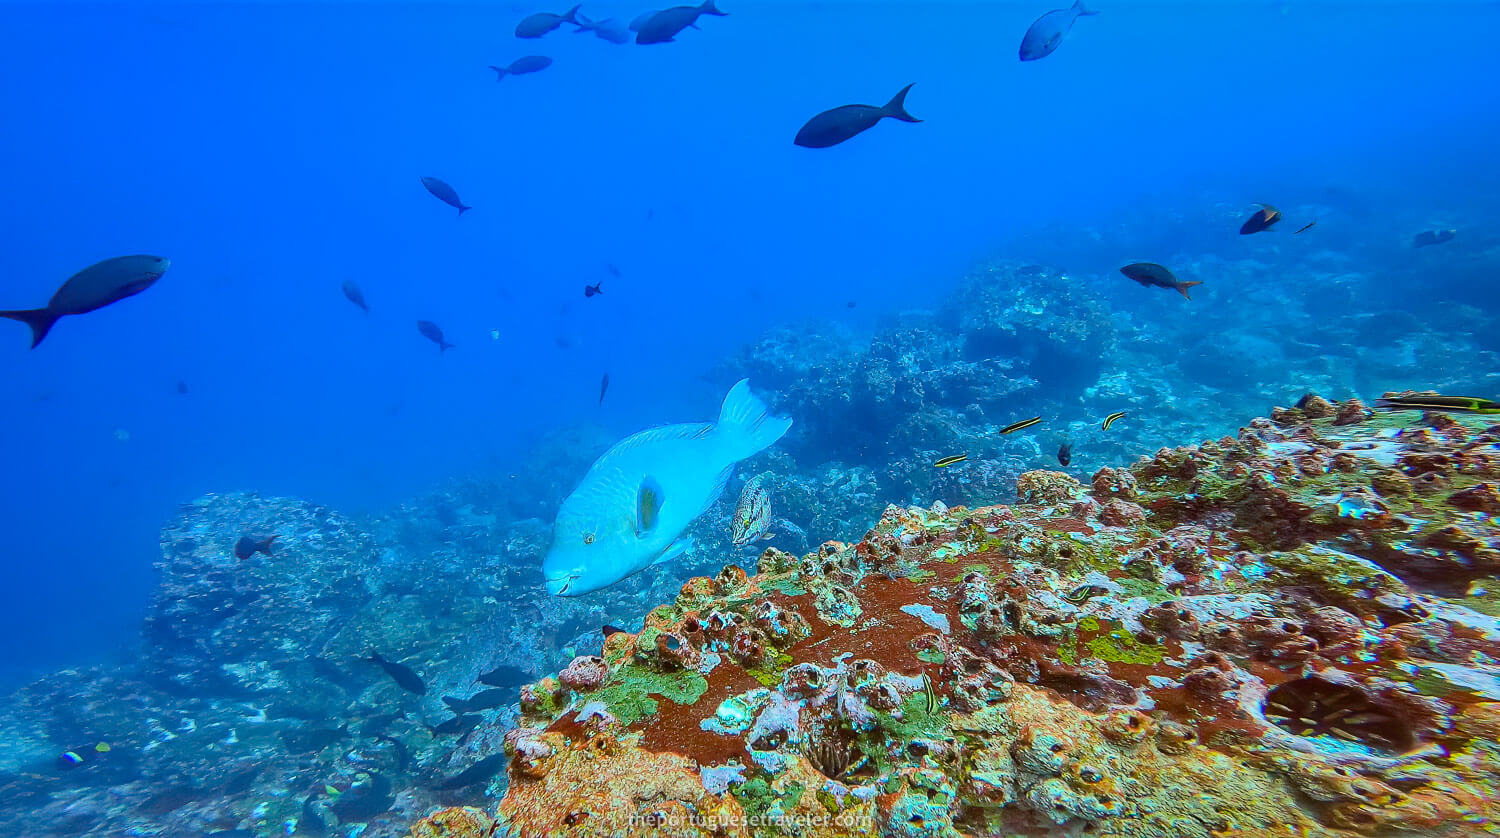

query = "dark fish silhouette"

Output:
[[331, 771, 394, 821], [366, 651, 427, 694], [374, 734, 412, 771], [489, 55, 553, 80], [420, 177, 471, 215], [175, 380, 189, 395], [635, 0, 727, 44], [1119, 262, 1202, 300], [477, 664, 533, 688], [584, 282, 602, 298], [442, 688, 511, 713], [1239, 203, 1282, 235], [1019, 0, 1098, 61], [515, 4, 580, 37], [1376, 394, 1500, 414], [1, 255, 169, 348], [428, 714, 482, 737], [279, 724, 349, 753], [234, 534, 278, 561], [575, 12, 631, 43], [1413, 229, 1456, 248], [599, 373, 610, 406], [342, 280, 369, 313], [436, 754, 506, 790], [602, 624, 627, 637], [417, 320, 456, 353], [794, 84, 920, 148], [1057, 442, 1072, 466], [1294, 221, 1316, 234]]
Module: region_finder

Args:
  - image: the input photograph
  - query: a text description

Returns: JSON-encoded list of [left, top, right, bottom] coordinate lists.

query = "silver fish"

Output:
[[731, 474, 774, 546]]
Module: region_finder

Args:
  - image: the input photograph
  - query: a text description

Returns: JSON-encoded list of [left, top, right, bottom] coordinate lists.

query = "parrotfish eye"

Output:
[[583, 532, 596, 545]]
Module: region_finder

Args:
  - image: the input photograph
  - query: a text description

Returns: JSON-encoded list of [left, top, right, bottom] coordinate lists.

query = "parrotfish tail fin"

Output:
[[1073, 0, 1099, 15], [367, 651, 384, 664], [573, 13, 594, 30], [458, 205, 472, 215], [701, 0, 727, 15], [441, 340, 456, 353], [884, 83, 921, 123], [0, 308, 60, 349], [1176, 281, 1203, 300], [564, 3, 582, 24], [489, 65, 507, 80], [715, 379, 793, 461]]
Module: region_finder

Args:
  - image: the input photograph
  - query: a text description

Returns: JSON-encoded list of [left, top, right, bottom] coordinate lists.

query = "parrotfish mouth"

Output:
[[545, 572, 580, 596]]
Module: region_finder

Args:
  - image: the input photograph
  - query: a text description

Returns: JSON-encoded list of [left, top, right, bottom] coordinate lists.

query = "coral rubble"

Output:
[[426, 400, 1500, 838]]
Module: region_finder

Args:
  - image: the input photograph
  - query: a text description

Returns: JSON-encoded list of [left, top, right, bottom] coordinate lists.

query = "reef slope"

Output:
[[419, 398, 1500, 837]]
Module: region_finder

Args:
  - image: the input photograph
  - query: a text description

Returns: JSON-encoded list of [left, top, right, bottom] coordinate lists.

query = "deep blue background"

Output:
[[1, 1, 1496, 687]]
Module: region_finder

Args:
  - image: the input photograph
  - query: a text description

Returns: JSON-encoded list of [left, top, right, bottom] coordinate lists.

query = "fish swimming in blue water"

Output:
[[341, 280, 369, 313], [234, 534, 278, 561], [543, 379, 791, 596], [1, 255, 169, 348], [366, 651, 427, 694], [794, 84, 920, 148], [420, 177, 471, 215], [515, 4, 581, 38], [1239, 203, 1282, 234], [1120, 262, 1202, 300], [635, 0, 727, 44], [1019, 0, 1098, 61], [585, 282, 602, 298], [417, 320, 455, 353], [489, 55, 553, 80], [574, 12, 631, 43], [1412, 229, 1456, 248]]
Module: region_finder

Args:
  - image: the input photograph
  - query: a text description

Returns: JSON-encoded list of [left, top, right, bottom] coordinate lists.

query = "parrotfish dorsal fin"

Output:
[[636, 477, 663, 537]]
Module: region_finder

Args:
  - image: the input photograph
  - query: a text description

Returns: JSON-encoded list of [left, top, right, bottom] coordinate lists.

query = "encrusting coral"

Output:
[[433, 397, 1500, 837]]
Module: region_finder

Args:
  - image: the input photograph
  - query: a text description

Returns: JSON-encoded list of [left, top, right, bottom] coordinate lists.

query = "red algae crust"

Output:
[[412, 397, 1500, 838]]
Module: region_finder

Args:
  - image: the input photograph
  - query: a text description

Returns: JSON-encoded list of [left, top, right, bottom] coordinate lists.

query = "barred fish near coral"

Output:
[[731, 473, 774, 546]]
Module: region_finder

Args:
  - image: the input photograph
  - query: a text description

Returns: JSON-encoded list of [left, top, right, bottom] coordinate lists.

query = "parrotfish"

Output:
[[543, 379, 792, 596], [436, 754, 505, 789], [515, 4, 580, 38], [234, 534, 278, 561], [417, 320, 455, 353], [731, 474, 774, 546], [1119, 262, 1202, 300], [794, 84, 920, 148], [584, 282, 602, 297], [1057, 442, 1072, 466], [575, 12, 631, 43], [635, 0, 726, 44], [1239, 203, 1282, 234], [1019, 0, 1098, 61], [477, 664, 533, 688], [341, 280, 369, 313], [1412, 229, 1456, 248], [420, 177, 471, 215], [1, 255, 169, 348], [442, 689, 511, 713], [366, 652, 427, 695], [489, 55, 553, 80]]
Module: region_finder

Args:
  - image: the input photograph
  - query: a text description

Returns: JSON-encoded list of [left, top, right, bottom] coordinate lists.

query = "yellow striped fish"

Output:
[[934, 454, 968, 468], [1375, 395, 1500, 414], [999, 417, 1041, 435], [1102, 411, 1127, 431]]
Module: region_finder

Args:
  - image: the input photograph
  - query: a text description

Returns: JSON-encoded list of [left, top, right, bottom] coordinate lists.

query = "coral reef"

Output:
[[414, 400, 1500, 837]]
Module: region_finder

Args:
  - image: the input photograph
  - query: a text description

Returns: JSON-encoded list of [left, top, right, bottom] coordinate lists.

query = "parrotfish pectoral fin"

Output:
[[883, 83, 921, 123], [0, 308, 61, 348], [652, 537, 695, 567], [715, 379, 793, 461], [636, 477, 664, 537]]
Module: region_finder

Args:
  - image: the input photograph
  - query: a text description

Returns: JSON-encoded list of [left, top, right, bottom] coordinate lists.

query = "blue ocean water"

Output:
[[0, 2, 1496, 820]]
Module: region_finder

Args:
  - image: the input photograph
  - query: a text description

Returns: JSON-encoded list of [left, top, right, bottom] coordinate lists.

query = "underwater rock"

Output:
[[412, 398, 1500, 837]]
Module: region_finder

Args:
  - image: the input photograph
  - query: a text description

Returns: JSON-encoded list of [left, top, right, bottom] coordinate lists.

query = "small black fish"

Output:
[[1376, 394, 1500, 414], [1294, 220, 1316, 234], [1057, 442, 1072, 466], [279, 724, 349, 753], [1119, 262, 1202, 300], [175, 379, 189, 395], [416, 320, 455, 353], [602, 624, 627, 637], [442, 688, 511, 713], [584, 282, 602, 298], [374, 735, 413, 771], [234, 534, 278, 561], [794, 83, 920, 149], [420, 177, 471, 215], [436, 754, 506, 790], [1239, 203, 1282, 234], [366, 651, 427, 695], [599, 373, 610, 406], [427, 715, 482, 737], [477, 664, 533, 688], [1000, 416, 1042, 435], [1, 255, 170, 348], [1413, 229, 1456, 248], [846, 300, 857, 308], [635, 0, 727, 44], [933, 454, 968, 468], [342, 280, 369, 313], [515, 4, 580, 37], [489, 55, 553, 80]]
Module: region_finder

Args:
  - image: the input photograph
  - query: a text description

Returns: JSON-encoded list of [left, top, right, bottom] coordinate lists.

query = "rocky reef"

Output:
[[414, 399, 1500, 837]]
